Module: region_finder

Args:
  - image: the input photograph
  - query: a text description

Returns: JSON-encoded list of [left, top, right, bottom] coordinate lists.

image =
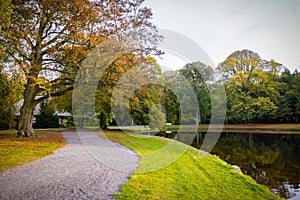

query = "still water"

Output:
[[159, 132, 300, 199]]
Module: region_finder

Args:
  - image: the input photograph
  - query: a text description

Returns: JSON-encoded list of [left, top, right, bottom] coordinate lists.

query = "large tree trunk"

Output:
[[99, 112, 107, 130], [17, 80, 38, 137], [18, 105, 35, 137]]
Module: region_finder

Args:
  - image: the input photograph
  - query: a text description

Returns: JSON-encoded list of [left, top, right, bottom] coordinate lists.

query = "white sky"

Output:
[[144, 0, 300, 71]]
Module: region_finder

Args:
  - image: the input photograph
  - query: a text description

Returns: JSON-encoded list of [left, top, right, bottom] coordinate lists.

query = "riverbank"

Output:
[[162, 124, 300, 134], [104, 130, 281, 199]]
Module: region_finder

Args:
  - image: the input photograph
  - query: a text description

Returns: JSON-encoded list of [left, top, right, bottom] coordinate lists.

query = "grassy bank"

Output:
[[113, 124, 300, 134], [161, 124, 300, 134], [104, 130, 281, 200], [0, 130, 66, 172]]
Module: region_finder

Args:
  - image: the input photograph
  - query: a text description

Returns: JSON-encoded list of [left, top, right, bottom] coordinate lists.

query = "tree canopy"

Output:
[[217, 49, 297, 123], [0, 0, 162, 136]]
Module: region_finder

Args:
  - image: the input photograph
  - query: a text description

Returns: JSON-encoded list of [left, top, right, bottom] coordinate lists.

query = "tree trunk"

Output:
[[17, 80, 38, 137], [99, 112, 107, 130], [78, 117, 84, 128], [18, 105, 35, 137], [196, 110, 200, 125]]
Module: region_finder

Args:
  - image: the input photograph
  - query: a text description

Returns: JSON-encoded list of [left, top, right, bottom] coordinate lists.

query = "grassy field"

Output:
[[104, 130, 281, 200], [0, 130, 66, 172]]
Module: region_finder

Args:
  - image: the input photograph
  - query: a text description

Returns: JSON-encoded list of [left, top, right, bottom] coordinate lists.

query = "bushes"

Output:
[[32, 101, 59, 129], [0, 111, 16, 130], [33, 112, 59, 129], [0, 72, 23, 130]]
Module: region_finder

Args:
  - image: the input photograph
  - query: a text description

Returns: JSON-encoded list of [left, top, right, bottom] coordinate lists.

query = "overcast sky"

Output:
[[144, 0, 300, 71]]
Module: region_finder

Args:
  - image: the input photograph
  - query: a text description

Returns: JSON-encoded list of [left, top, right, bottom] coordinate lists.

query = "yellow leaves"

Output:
[[0, 0, 13, 28], [34, 77, 47, 86], [88, 35, 106, 47], [228, 71, 249, 88], [28, 76, 51, 95]]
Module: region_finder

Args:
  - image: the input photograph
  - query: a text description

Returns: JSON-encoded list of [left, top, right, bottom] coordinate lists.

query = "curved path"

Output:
[[0, 130, 139, 200]]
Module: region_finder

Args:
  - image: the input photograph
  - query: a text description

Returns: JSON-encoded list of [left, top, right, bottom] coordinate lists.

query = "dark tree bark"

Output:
[[99, 112, 107, 130], [18, 105, 35, 137], [17, 79, 38, 137]]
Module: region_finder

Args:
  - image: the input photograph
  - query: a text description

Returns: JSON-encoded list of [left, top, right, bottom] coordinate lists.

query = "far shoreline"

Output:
[[160, 123, 300, 135]]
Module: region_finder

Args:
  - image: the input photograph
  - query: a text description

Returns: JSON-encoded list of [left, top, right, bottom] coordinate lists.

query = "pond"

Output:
[[158, 131, 300, 199]]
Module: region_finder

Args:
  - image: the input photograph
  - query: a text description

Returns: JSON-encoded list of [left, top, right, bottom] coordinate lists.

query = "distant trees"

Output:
[[218, 49, 299, 123], [161, 62, 213, 125], [97, 50, 299, 125], [105, 60, 213, 128], [287, 71, 300, 122], [149, 104, 165, 130], [179, 62, 213, 123], [161, 71, 180, 125], [160, 50, 299, 125], [129, 84, 163, 126], [95, 54, 161, 129]]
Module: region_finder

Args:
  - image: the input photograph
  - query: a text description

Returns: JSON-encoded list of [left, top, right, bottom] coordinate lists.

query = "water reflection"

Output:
[[158, 131, 300, 199]]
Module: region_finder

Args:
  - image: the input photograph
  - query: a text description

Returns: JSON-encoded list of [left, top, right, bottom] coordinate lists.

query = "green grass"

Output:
[[162, 124, 300, 134], [104, 130, 281, 200], [0, 130, 66, 172], [114, 124, 300, 134]]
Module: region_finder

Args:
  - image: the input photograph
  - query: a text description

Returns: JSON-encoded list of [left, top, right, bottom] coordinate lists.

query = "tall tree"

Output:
[[129, 83, 163, 126], [161, 71, 182, 125], [109, 56, 162, 128], [1, 0, 162, 136], [217, 50, 284, 123], [160, 62, 214, 125], [179, 62, 213, 124]]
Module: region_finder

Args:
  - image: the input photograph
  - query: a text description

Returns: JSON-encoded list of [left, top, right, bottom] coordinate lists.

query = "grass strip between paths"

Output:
[[104, 130, 281, 200]]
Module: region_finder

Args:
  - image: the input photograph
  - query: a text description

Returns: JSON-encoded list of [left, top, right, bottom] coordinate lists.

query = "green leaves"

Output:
[[249, 97, 278, 120], [0, 72, 23, 129], [0, 0, 13, 30], [289, 72, 300, 115], [218, 50, 283, 123], [149, 104, 165, 130]]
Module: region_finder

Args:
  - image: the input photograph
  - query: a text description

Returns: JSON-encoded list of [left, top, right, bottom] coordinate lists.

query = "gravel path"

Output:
[[0, 130, 139, 200]]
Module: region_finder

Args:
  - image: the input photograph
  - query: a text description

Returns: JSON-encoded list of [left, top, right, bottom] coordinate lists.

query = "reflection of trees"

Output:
[[207, 133, 300, 199]]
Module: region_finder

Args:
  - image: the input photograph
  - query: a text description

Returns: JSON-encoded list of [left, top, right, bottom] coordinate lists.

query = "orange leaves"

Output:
[[3, 0, 162, 114]]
